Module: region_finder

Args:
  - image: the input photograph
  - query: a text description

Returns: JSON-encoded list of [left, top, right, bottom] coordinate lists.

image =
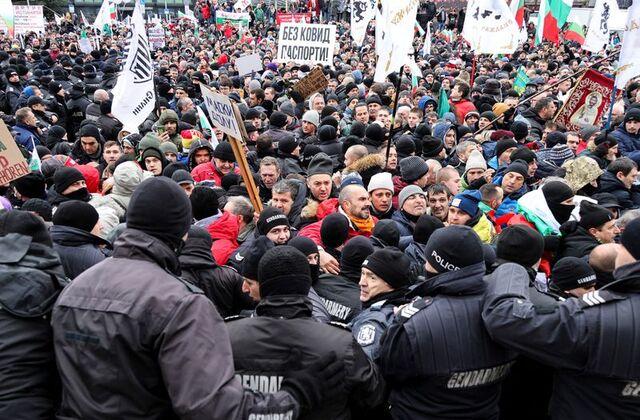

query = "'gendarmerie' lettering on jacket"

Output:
[[236, 374, 284, 393], [320, 297, 352, 321], [248, 412, 294, 420], [447, 362, 514, 389], [622, 381, 640, 397]]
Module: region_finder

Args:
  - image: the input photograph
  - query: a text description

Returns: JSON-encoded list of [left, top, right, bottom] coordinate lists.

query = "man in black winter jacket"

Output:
[[227, 245, 384, 420], [483, 218, 640, 419], [0, 211, 68, 420], [379, 226, 516, 419]]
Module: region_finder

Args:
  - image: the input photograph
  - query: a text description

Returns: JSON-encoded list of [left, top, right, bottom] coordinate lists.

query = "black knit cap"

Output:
[[257, 206, 289, 235], [21, 198, 52, 222], [362, 248, 411, 289], [621, 218, 640, 261], [288, 235, 318, 256], [269, 111, 288, 128], [0, 210, 52, 246], [307, 152, 333, 176], [126, 177, 192, 250], [579, 201, 613, 230], [425, 225, 483, 273], [542, 181, 574, 205], [413, 214, 445, 244], [53, 167, 85, 194], [510, 147, 537, 164], [13, 172, 47, 199], [496, 225, 544, 267], [372, 219, 400, 248], [242, 236, 274, 280], [258, 246, 311, 297], [53, 200, 99, 232], [213, 142, 236, 162], [510, 121, 529, 141], [340, 236, 375, 281], [546, 131, 567, 147], [320, 213, 350, 248], [550, 257, 596, 291], [504, 159, 529, 179], [495, 139, 518, 159]]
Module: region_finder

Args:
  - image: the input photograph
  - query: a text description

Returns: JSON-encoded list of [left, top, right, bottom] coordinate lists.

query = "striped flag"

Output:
[[535, 0, 573, 44], [509, 0, 525, 27]]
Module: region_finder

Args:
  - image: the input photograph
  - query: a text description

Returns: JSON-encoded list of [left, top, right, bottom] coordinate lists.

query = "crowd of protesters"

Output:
[[1, 0, 640, 418]]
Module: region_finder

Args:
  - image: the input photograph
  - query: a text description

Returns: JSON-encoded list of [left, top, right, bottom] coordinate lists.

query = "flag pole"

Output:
[[604, 87, 617, 130], [473, 45, 621, 136], [470, 54, 477, 87], [385, 65, 405, 166]]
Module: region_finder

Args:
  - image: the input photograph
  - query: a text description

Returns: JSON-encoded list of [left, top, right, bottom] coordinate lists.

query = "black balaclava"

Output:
[[542, 181, 575, 225], [288, 236, 320, 284], [340, 236, 375, 283]]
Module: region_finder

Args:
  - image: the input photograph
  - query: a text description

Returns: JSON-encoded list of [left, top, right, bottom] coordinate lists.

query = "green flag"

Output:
[[437, 87, 450, 118], [513, 66, 530, 95], [29, 137, 41, 172]]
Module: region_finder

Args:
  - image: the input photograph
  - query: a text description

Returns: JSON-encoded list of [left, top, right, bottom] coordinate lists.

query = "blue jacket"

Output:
[[350, 301, 396, 361], [493, 175, 528, 217], [13, 123, 41, 152], [614, 125, 640, 156], [391, 209, 414, 237]]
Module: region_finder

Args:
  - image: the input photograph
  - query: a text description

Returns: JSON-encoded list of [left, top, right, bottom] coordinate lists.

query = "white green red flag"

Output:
[[509, 0, 525, 27], [535, 0, 573, 44]]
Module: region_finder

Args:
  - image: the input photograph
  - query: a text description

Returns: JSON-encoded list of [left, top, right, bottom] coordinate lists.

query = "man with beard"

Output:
[[71, 123, 105, 167]]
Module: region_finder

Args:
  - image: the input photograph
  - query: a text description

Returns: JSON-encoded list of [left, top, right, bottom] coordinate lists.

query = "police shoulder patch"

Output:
[[398, 297, 433, 323], [578, 290, 626, 309], [329, 321, 351, 331], [224, 315, 246, 323], [356, 324, 377, 346]]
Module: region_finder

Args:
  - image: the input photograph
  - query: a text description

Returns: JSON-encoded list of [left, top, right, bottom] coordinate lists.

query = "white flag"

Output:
[[374, 0, 419, 82], [421, 21, 431, 57], [462, 0, 519, 54], [54, 13, 63, 25], [93, 0, 112, 30], [583, 0, 620, 52], [80, 10, 90, 27], [615, 0, 640, 89], [351, 0, 376, 46], [111, 0, 156, 131]]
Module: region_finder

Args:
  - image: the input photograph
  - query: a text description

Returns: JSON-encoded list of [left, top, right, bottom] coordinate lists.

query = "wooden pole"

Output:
[[230, 103, 263, 213]]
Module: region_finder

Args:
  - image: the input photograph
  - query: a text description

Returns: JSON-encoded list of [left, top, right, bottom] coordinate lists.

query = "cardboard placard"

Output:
[[235, 53, 263, 76], [0, 120, 29, 184], [277, 23, 336, 66], [200, 84, 243, 140], [293, 67, 328, 99]]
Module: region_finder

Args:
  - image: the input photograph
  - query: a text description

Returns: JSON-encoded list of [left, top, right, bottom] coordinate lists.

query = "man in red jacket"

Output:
[[450, 81, 477, 124], [191, 142, 240, 185]]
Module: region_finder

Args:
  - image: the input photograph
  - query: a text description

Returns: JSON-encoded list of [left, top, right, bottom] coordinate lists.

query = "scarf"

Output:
[[350, 214, 375, 234]]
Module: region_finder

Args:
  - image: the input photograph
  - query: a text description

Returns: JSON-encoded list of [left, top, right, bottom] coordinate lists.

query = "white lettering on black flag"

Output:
[[277, 23, 336, 66], [112, 0, 155, 132]]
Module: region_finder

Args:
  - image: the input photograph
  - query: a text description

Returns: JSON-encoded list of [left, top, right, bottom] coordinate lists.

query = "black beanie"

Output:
[[269, 111, 288, 128], [365, 124, 387, 145], [126, 177, 192, 250], [288, 236, 319, 256], [320, 213, 350, 248], [362, 248, 411, 289], [258, 246, 311, 297], [621, 218, 640, 261], [189, 186, 220, 220], [495, 139, 518, 159], [510, 147, 537, 164], [425, 225, 483, 273], [546, 131, 567, 148], [318, 125, 337, 142], [307, 152, 334, 176], [13, 172, 47, 199], [242, 236, 274, 280], [579, 201, 613, 230], [21, 198, 53, 222], [550, 257, 596, 291], [257, 206, 289, 235], [340, 236, 375, 281], [53, 167, 85, 194], [213, 142, 236, 162], [496, 225, 544, 267], [0, 210, 52, 246], [542, 181, 574, 205], [413, 214, 445, 244], [79, 123, 101, 140], [504, 159, 529, 179], [53, 200, 100, 233], [510, 121, 529, 141], [372, 219, 400, 248], [278, 135, 300, 155]]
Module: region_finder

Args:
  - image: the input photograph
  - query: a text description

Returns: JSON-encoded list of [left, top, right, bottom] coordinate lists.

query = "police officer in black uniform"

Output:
[[483, 217, 640, 419], [379, 226, 516, 419], [226, 245, 384, 420]]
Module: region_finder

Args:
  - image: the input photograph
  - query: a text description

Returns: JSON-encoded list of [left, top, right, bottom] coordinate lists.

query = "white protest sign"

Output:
[[14, 5, 45, 35], [148, 24, 165, 49], [200, 84, 243, 140], [234, 0, 251, 11], [277, 23, 336, 66], [236, 53, 263, 76]]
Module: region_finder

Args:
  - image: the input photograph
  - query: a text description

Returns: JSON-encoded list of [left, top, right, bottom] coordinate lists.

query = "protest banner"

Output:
[[200, 84, 243, 140], [293, 67, 328, 98], [555, 69, 614, 130], [276, 12, 312, 24], [235, 53, 263, 76], [14, 5, 44, 35], [0, 0, 13, 37], [216, 11, 250, 26], [0, 120, 29, 184], [148, 25, 165, 49], [277, 23, 336, 66], [461, 0, 518, 54], [233, 0, 251, 11]]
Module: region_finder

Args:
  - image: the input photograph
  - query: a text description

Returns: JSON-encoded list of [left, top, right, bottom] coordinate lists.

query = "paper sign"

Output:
[[148, 25, 166, 49], [0, 120, 29, 184], [276, 12, 312, 24], [233, 0, 251, 11], [14, 5, 45, 35], [200, 84, 243, 140], [236, 53, 263, 76], [277, 23, 336, 66], [293, 67, 328, 99]]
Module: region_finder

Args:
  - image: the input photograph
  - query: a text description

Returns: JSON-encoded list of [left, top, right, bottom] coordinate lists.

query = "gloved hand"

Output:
[[280, 350, 345, 413]]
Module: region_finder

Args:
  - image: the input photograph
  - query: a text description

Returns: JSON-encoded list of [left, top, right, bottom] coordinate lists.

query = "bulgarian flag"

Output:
[[509, 0, 525, 28], [535, 0, 573, 45], [564, 22, 585, 44], [109, 2, 117, 20]]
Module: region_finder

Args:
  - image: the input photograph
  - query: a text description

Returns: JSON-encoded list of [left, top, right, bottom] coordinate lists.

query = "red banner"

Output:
[[555, 69, 614, 131], [275, 12, 312, 24]]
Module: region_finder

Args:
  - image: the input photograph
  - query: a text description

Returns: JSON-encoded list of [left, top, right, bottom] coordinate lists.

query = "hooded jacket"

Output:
[[50, 225, 112, 279], [206, 211, 241, 266], [0, 234, 68, 420], [557, 221, 600, 259], [187, 139, 214, 170]]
